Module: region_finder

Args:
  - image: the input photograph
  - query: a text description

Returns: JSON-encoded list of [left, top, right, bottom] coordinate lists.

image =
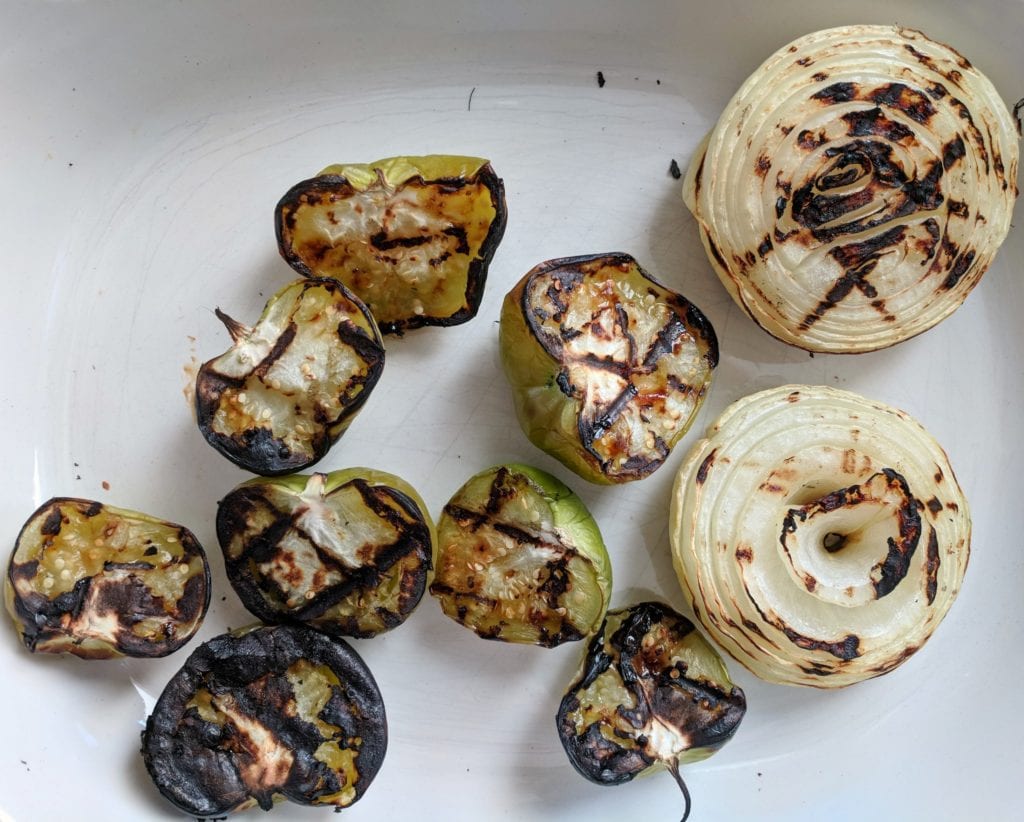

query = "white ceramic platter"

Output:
[[2, 2, 1021, 820]]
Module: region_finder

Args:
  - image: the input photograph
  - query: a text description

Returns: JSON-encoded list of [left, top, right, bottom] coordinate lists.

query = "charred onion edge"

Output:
[[274, 163, 508, 334]]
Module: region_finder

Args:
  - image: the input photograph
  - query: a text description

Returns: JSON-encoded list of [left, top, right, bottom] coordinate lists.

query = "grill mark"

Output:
[[252, 323, 299, 380], [869, 82, 936, 123], [842, 107, 914, 142], [436, 505, 487, 532], [797, 129, 826, 150], [831, 225, 908, 271], [485, 466, 515, 517], [289, 533, 421, 623], [942, 135, 966, 170], [442, 225, 470, 255], [428, 582, 511, 618], [693, 151, 706, 198], [950, 97, 990, 172], [290, 485, 431, 624], [640, 315, 687, 370], [800, 225, 908, 328], [916, 218, 941, 261], [947, 200, 969, 218], [40, 507, 64, 536], [942, 249, 976, 290], [780, 469, 920, 600], [695, 449, 717, 485], [445, 494, 569, 558], [798, 662, 837, 677], [782, 626, 860, 660], [369, 231, 430, 251], [580, 384, 639, 447], [871, 472, 922, 598], [745, 583, 860, 661], [103, 560, 156, 571], [703, 228, 730, 273], [869, 644, 921, 675], [614, 303, 636, 364], [924, 528, 940, 605], [791, 137, 943, 244], [811, 81, 857, 104]]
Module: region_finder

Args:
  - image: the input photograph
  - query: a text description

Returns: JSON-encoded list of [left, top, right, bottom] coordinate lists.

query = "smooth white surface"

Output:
[[1, 2, 1020, 820]]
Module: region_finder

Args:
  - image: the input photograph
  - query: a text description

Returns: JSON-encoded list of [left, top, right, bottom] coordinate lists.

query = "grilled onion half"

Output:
[[670, 385, 970, 688], [684, 25, 1019, 353]]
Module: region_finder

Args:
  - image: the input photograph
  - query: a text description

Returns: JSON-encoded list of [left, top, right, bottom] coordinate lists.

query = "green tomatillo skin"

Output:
[[216, 469, 435, 638], [430, 463, 612, 647], [499, 253, 718, 485]]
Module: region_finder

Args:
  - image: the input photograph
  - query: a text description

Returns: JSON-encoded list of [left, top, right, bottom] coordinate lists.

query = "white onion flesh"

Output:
[[669, 385, 970, 688], [684, 25, 1019, 353]]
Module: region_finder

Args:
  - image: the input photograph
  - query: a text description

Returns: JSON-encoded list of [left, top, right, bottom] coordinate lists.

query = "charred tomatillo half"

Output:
[[142, 624, 387, 818], [276, 155, 508, 334], [430, 464, 611, 647], [216, 470, 435, 638], [4, 497, 211, 659], [500, 253, 718, 485], [557, 601, 746, 822], [196, 277, 385, 476]]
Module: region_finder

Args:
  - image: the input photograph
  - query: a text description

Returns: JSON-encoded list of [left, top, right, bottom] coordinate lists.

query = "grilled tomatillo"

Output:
[[276, 155, 507, 334], [500, 253, 718, 484], [216, 470, 435, 638], [142, 624, 387, 818], [430, 464, 611, 647], [557, 601, 746, 822], [195, 278, 385, 476], [5, 497, 210, 659]]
